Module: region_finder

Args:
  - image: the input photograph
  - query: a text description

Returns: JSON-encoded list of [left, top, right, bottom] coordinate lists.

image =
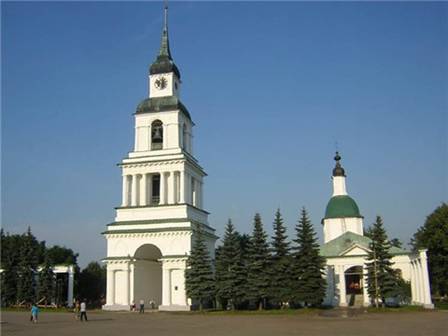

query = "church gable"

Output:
[[320, 231, 371, 257], [340, 244, 369, 256]]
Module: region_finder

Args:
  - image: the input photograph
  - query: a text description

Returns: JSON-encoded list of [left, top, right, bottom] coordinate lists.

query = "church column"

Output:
[[163, 124, 168, 149], [106, 268, 115, 305], [122, 175, 128, 206], [414, 261, 422, 304], [419, 250, 434, 308], [160, 172, 167, 205], [130, 263, 135, 305], [338, 265, 347, 306], [140, 174, 148, 206], [123, 263, 130, 306], [184, 172, 190, 204], [67, 265, 74, 308], [168, 172, 175, 204], [131, 175, 138, 206], [179, 171, 185, 203], [194, 179, 200, 207], [162, 267, 171, 306], [410, 261, 417, 304]]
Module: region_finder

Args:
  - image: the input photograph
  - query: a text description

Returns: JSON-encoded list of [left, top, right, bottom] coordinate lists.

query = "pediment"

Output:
[[340, 244, 369, 256]]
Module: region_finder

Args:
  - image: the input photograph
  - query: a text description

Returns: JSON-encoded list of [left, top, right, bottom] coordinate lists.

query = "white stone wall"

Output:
[[323, 217, 363, 243]]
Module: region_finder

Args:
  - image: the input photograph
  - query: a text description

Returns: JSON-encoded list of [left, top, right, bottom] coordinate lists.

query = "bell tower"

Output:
[[103, 3, 216, 312], [322, 152, 364, 243]]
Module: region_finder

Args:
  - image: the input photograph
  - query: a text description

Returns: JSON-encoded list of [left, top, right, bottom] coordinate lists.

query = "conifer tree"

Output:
[[16, 228, 39, 304], [38, 253, 55, 306], [268, 209, 291, 307], [247, 213, 271, 310], [291, 208, 326, 307], [365, 216, 399, 307], [185, 225, 215, 310], [215, 220, 248, 309]]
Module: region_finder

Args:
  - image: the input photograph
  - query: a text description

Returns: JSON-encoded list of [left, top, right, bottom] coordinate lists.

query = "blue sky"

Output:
[[2, 1, 447, 267]]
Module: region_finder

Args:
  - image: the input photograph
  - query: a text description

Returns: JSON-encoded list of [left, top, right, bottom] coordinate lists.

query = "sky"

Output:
[[2, 1, 447, 268]]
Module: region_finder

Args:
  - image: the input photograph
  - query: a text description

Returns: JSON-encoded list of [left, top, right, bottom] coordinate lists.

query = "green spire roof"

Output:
[[324, 195, 362, 219], [149, 4, 181, 78]]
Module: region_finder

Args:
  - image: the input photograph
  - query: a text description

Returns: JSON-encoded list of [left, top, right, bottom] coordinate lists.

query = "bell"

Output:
[[153, 127, 162, 140]]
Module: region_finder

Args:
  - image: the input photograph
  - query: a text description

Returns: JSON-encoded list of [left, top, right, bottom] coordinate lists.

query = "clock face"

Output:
[[154, 77, 168, 90]]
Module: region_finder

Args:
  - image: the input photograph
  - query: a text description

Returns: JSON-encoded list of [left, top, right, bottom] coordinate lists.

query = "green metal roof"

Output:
[[135, 96, 191, 120], [324, 195, 362, 219], [320, 231, 408, 257]]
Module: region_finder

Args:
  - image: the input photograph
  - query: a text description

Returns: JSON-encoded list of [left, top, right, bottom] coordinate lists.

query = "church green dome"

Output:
[[324, 195, 362, 219]]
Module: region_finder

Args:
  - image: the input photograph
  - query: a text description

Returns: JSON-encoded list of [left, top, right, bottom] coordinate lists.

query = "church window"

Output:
[[151, 174, 160, 204], [151, 120, 163, 150]]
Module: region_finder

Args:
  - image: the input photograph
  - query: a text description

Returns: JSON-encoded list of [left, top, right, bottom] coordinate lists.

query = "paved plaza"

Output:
[[1, 310, 447, 336]]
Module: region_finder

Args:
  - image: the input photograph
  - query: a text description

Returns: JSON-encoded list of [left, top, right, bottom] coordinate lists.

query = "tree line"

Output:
[[186, 203, 448, 310], [0, 228, 106, 307], [186, 208, 327, 310]]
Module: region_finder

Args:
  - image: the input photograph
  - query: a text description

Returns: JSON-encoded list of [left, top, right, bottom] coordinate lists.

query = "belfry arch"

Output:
[[133, 244, 163, 308]]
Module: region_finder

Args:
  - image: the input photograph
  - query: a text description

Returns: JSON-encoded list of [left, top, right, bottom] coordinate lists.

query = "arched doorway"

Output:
[[133, 244, 162, 308], [345, 265, 364, 306]]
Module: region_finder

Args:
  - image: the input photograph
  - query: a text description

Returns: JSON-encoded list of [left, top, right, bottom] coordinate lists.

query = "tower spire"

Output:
[[149, 0, 180, 78], [159, 0, 171, 58]]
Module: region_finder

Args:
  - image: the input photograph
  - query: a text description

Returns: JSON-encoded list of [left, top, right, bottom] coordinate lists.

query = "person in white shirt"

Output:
[[139, 299, 145, 314], [80, 300, 88, 322]]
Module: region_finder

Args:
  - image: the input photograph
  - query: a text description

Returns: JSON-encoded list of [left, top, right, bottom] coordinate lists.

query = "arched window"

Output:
[[151, 120, 163, 150], [182, 124, 187, 151]]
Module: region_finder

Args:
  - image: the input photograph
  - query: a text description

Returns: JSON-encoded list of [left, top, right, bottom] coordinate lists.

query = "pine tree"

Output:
[[185, 225, 215, 310], [38, 253, 55, 306], [247, 213, 271, 310], [215, 220, 248, 310], [365, 216, 399, 307], [16, 228, 39, 304], [291, 208, 326, 307], [268, 209, 292, 307]]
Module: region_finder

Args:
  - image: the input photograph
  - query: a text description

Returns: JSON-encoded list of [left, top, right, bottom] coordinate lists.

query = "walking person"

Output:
[[80, 300, 88, 322], [139, 299, 145, 314], [74, 300, 80, 320], [31, 303, 39, 323]]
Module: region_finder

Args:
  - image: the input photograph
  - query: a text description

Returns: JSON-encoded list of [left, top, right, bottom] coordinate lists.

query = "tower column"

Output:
[[168, 172, 175, 204], [141, 174, 148, 206], [162, 267, 171, 306], [131, 175, 139, 206], [130, 263, 135, 305], [122, 175, 128, 206], [339, 265, 347, 306], [160, 172, 167, 205], [106, 268, 115, 305], [179, 171, 185, 203], [123, 264, 130, 306]]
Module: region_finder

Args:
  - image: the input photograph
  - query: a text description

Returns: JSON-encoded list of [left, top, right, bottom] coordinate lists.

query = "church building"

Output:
[[103, 5, 434, 311], [102, 5, 217, 311], [321, 153, 434, 308]]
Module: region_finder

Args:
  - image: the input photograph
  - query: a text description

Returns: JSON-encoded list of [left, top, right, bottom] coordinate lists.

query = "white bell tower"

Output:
[[322, 152, 364, 243], [103, 3, 217, 312]]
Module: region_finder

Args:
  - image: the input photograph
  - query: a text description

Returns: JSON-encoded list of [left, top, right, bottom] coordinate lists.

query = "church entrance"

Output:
[[133, 244, 162, 309], [345, 266, 364, 307]]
